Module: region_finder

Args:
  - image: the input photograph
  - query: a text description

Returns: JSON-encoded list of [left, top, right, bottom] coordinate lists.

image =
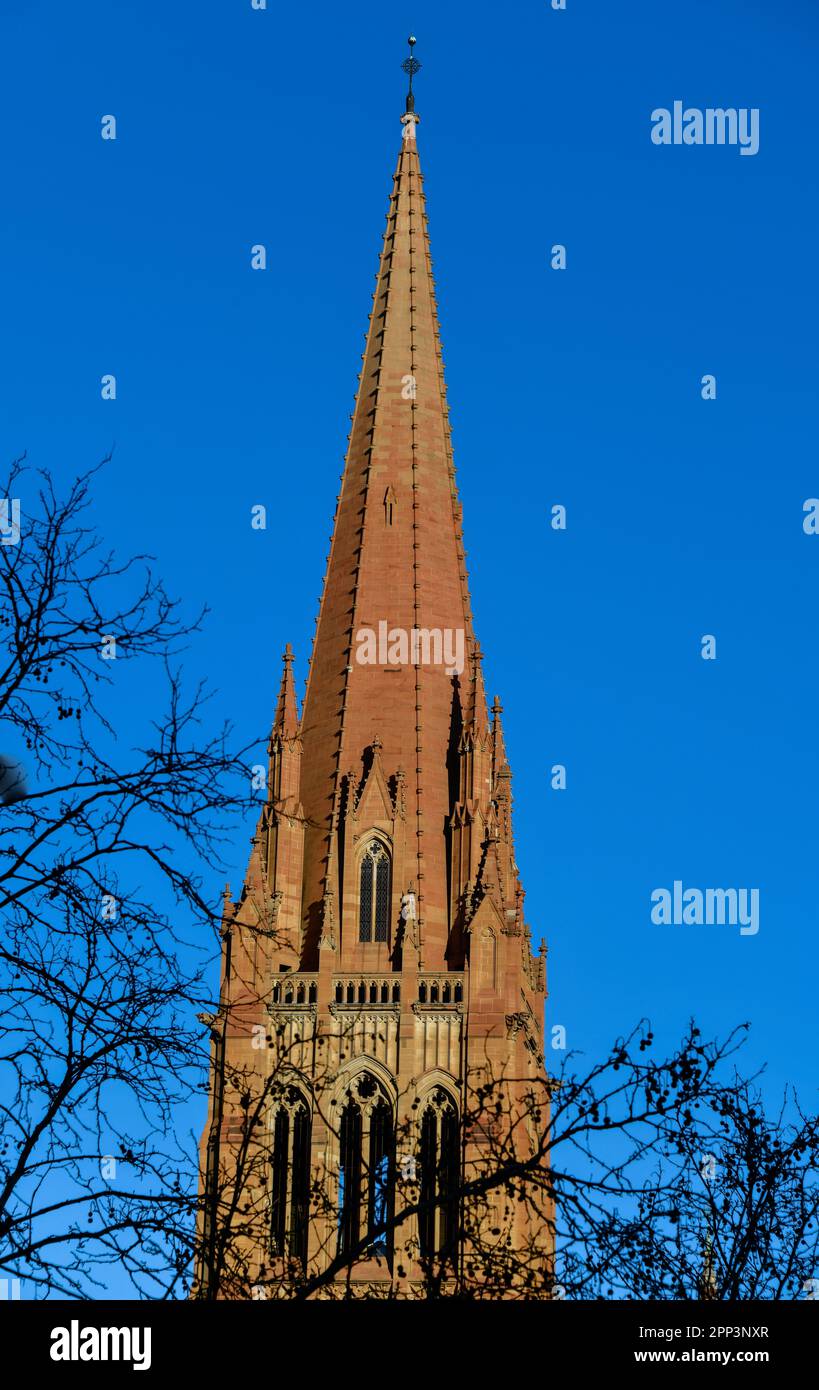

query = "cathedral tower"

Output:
[[198, 42, 551, 1299]]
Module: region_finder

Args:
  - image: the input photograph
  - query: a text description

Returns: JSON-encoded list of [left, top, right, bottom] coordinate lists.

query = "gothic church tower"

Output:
[[198, 44, 551, 1299]]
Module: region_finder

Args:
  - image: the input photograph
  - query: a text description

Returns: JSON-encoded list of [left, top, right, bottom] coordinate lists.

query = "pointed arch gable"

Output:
[[333, 1053, 398, 1108], [354, 755, 395, 828], [414, 1068, 460, 1106], [469, 893, 504, 993]]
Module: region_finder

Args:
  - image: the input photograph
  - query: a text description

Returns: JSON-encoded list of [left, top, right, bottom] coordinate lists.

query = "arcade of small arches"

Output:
[[270, 977, 465, 1007]]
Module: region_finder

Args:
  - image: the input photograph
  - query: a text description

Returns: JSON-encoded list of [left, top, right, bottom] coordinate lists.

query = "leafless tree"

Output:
[[0, 455, 256, 1298], [196, 1010, 819, 1301], [2, 457, 814, 1304]]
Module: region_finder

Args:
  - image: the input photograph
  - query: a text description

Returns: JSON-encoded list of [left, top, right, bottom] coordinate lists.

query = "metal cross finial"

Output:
[[401, 34, 421, 112]]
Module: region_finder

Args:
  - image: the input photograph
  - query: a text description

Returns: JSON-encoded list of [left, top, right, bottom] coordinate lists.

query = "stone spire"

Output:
[[197, 53, 551, 1299], [297, 71, 483, 966], [491, 694, 510, 781], [273, 643, 299, 739]]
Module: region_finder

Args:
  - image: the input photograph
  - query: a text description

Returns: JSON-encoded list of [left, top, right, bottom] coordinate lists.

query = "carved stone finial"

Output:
[[318, 888, 336, 952]]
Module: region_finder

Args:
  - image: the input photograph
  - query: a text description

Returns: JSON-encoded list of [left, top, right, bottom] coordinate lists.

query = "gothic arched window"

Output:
[[358, 839, 391, 944], [419, 1089, 459, 1261], [337, 1073, 395, 1263], [270, 1086, 311, 1266]]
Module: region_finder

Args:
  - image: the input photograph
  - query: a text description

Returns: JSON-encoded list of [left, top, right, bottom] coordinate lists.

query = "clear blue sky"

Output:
[[2, 0, 817, 1117]]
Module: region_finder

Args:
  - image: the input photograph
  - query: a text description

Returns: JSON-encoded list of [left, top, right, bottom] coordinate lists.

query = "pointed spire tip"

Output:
[[273, 642, 299, 736], [401, 34, 421, 116]]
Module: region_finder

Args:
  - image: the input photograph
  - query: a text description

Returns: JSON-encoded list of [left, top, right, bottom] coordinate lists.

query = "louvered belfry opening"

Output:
[[289, 1103, 311, 1266], [337, 1095, 363, 1260], [337, 1075, 395, 1267], [419, 1091, 460, 1261], [270, 1108, 289, 1255], [367, 1098, 394, 1254], [270, 1089, 312, 1266]]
